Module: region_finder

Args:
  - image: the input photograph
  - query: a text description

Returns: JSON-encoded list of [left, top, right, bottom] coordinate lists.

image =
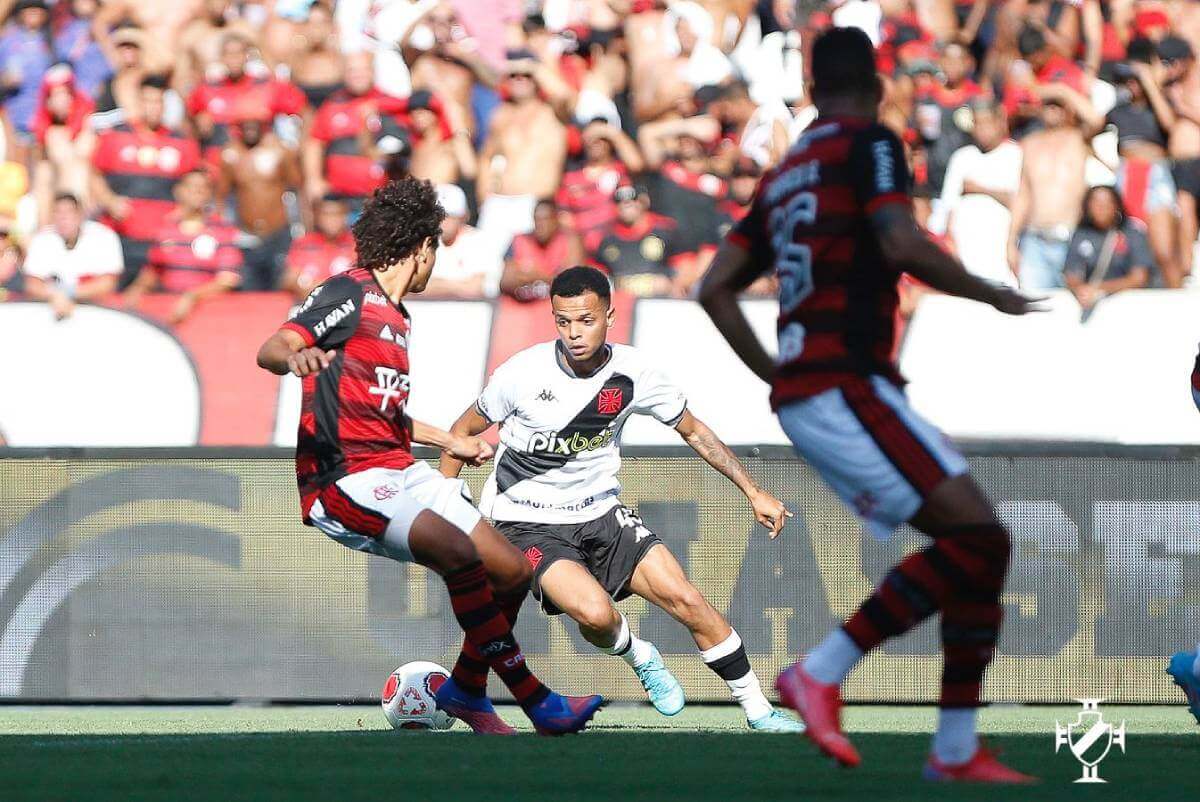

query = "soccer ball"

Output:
[[381, 661, 456, 731]]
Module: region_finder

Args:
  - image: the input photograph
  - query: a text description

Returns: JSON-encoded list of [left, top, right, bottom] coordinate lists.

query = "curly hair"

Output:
[[352, 178, 446, 271]]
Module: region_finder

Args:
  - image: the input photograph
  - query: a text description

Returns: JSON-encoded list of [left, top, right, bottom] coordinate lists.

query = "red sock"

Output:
[[444, 562, 547, 708], [451, 591, 524, 696]]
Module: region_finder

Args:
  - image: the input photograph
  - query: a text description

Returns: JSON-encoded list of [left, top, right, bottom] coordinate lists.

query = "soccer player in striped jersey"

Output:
[[699, 27, 1041, 782], [256, 178, 602, 735], [1166, 345, 1200, 724]]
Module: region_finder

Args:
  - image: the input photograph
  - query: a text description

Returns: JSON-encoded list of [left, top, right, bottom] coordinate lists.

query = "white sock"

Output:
[[1193, 643, 1200, 680], [803, 628, 863, 685], [701, 630, 772, 721], [599, 613, 654, 667], [932, 708, 979, 766]]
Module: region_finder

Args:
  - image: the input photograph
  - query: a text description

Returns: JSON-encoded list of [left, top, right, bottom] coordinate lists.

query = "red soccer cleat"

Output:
[[775, 662, 861, 767], [922, 746, 1038, 784]]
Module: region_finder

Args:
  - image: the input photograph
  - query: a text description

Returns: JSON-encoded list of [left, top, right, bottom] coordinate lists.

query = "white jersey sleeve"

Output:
[[632, 366, 687, 426], [476, 356, 519, 423]]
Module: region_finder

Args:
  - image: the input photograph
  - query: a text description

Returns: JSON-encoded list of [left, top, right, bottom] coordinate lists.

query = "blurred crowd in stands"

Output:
[[0, 0, 1197, 324]]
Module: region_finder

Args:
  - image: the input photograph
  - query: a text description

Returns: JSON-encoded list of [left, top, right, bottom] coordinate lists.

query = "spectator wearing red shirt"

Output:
[[500, 198, 584, 302], [186, 33, 306, 166], [280, 195, 356, 299], [124, 169, 243, 325], [91, 77, 202, 287], [302, 52, 411, 213], [1004, 25, 1088, 118], [556, 119, 644, 254]]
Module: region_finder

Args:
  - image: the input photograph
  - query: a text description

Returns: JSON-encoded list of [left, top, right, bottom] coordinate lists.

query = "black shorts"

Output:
[[494, 505, 662, 615]]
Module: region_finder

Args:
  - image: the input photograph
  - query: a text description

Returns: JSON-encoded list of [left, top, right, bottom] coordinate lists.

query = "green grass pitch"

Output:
[[1, 704, 1196, 801]]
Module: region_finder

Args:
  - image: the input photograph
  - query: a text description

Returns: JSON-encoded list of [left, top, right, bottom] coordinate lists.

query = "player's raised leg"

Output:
[[437, 519, 533, 734], [405, 510, 602, 736], [629, 544, 803, 732], [539, 559, 686, 716]]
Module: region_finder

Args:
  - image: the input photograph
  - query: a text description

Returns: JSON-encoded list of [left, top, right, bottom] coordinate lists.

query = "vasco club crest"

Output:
[[1054, 698, 1127, 783]]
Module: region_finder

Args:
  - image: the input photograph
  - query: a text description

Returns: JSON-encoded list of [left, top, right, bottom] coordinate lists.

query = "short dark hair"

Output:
[[52, 192, 80, 208], [1126, 36, 1158, 65], [352, 178, 445, 270], [1017, 25, 1046, 58], [550, 265, 611, 306], [810, 27, 878, 101]]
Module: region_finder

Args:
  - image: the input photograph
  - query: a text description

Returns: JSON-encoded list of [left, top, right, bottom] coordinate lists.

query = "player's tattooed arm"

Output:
[[675, 411, 791, 537], [438, 404, 494, 478], [256, 327, 337, 377], [408, 416, 495, 467]]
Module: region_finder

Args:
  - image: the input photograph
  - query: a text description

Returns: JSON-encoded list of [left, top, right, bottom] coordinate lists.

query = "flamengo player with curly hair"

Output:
[[256, 178, 603, 735]]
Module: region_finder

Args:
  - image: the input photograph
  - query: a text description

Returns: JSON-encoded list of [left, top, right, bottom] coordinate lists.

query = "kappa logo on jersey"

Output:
[[369, 366, 409, 412], [598, 388, 623, 415], [536, 389, 556, 402], [312, 298, 356, 338], [378, 324, 407, 347], [527, 427, 616, 456]]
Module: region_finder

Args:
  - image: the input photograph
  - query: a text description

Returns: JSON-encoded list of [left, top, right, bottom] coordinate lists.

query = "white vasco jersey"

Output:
[[477, 341, 687, 525]]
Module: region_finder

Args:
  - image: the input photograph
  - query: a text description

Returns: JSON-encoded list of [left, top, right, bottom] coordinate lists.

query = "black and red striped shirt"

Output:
[[281, 268, 415, 521], [186, 74, 307, 150], [727, 116, 910, 408], [91, 123, 202, 242], [146, 214, 244, 292], [309, 89, 411, 198]]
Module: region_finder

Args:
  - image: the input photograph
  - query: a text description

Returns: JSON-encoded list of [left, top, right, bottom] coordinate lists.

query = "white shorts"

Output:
[[777, 375, 968, 540], [308, 462, 483, 562]]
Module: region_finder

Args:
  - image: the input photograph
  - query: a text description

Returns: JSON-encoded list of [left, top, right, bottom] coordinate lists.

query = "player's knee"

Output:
[[492, 558, 532, 596], [662, 584, 710, 626], [437, 531, 480, 573], [574, 597, 619, 636]]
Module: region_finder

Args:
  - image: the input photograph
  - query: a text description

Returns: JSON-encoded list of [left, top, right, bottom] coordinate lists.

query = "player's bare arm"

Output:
[[408, 416, 494, 467], [870, 204, 1043, 315], [439, 404, 493, 478], [674, 410, 791, 537], [256, 327, 337, 377], [697, 240, 776, 384]]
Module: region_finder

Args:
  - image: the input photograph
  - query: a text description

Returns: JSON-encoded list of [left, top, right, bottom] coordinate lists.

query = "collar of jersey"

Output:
[[555, 342, 612, 379]]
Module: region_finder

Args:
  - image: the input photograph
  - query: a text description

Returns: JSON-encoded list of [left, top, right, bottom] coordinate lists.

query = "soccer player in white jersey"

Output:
[[439, 266, 803, 732]]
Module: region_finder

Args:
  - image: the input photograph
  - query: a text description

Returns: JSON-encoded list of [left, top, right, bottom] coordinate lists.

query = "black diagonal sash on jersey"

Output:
[[495, 374, 635, 493]]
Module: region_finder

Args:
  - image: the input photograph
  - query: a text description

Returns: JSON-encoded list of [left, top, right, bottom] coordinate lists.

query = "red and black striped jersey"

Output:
[[309, 89, 411, 198], [91, 123, 202, 241], [147, 215, 244, 292], [727, 115, 910, 408], [281, 267, 414, 521], [186, 74, 307, 150]]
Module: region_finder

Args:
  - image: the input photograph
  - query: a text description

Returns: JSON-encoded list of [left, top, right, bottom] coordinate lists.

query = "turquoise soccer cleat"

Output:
[[1167, 650, 1200, 725], [632, 645, 685, 716], [748, 709, 807, 733]]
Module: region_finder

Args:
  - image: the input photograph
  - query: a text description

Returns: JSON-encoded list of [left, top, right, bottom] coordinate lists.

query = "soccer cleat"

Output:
[[922, 746, 1038, 784], [775, 662, 861, 767], [527, 692, 604, 736], [1167, 650, 1200, 725], [748, 709, 806, 733], [631, 645, 685, 716], [433, 677, 517, 735]]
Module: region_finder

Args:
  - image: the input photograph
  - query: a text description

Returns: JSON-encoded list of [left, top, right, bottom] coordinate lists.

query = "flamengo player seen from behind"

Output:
[[439, 266, 802, 732], [698, 28, 1040, 782], [256, 178, 602, 735]]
